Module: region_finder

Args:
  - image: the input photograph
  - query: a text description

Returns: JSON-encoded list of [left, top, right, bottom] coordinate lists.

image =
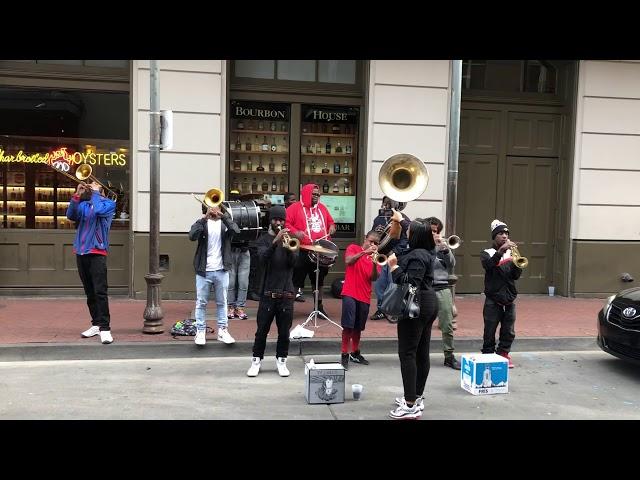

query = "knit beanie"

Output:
[[269, 205, 287, 221], [491, 219, 509, 239]]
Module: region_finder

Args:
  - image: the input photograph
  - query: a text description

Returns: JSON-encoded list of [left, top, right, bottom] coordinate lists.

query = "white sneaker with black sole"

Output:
[[276, 357, 290, 377], [389, 398, 422, 419], [247, 357, 261, 377], [81, 325, 100, 338], [99, 330, 113, 344], [195, 330, 206, 346], [394, 395, 425, 411]]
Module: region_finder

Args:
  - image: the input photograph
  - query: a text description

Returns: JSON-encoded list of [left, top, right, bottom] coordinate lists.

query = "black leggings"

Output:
[[397, 289, 439, 403]]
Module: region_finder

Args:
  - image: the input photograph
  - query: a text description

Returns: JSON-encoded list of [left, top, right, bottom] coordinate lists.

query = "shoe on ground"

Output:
[[99, 330, 113, 344], [247, 357, 261, 377], [497, 351, 514, 368], [195, 330, 206, 346], [81, 325, 100, 338], [276, 357, 290, 377], [389, 398, 422, 419], [395, 395, 425, 412], [341, 353, 349, 370], [452, 322, 458, 331], [217, 327, 236, 345], [444, 354, 461, 370], [349, 350, 370, 365], [235, 307, 249, 320], [317, 303, 328, 316], [295, 289, 306, 302], [386, 315, 399, 324], [227, 307, 237, 319], [370, 310, 387, 321]]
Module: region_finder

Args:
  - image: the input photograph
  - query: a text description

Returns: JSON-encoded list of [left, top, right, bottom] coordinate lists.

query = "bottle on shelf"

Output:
[[332, 181, 339, 193], [322, 162, 330, 174], [237, 119, 245, 130], [310, 160, 316, 173], [258, 120, 264, 130], [281, 123, 287, 132], [261, 178, 269, 192], [235, 136, 241, 151], [332, 124, 341, 133], [268, 157, 275, 172], [232, 178, 240, 191], [261, 136, 269, 152], [271, 177, 277, 191], [257, 157, 265, 172], [233, 157, 242, 171], [270, 122, 276, 131], [335, 141, 343, 153], [343, 178, 351, 194], [247, 156, 253, 171], [315, 142, 320, 154], [306, 140, 313, 154], [343, 160, 350, 175], [270, 137, 277, 152], [251, 177, 258, 193], [345, 142, 352, 154], [242, 177, 249, 192], [322, 179, 329, 193], [333, 159, 340, 174], [325, 138, 332, 154], [245, 136, 252, 152], [279, 178, 286, 191], [281, 159, 288, 173]]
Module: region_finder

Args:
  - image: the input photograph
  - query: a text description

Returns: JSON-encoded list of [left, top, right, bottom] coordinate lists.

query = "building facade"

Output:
[[0, 60, 638, 297]]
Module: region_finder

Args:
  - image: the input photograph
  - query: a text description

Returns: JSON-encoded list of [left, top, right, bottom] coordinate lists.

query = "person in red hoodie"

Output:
[[286, 183, 336, 314]]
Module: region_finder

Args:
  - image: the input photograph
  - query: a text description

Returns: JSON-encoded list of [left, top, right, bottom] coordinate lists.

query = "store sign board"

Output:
[[231, 101, 289, 121], [0, 147, 127, 167], [303, 106, 358, 124]]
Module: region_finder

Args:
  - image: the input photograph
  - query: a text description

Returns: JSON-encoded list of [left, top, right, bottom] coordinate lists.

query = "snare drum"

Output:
[[307, 239, 339, 268], [222, 201, 263, 242]]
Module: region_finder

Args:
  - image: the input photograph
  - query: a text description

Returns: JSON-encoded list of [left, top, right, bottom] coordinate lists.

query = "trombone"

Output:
[[192, 188, 226, 213], [50, 163, 118, 201]]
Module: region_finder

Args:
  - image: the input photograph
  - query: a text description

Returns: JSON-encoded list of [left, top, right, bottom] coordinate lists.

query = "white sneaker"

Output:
[[99, 330, 113, 344], [389, 398, 422, 419], [195, 330, 206, 346], [247, 357, 261, 377], [81, 325, 100, 338], [276, 357, 290, 377], [217, 327, 236, 344], [394, 395, 425, 411]]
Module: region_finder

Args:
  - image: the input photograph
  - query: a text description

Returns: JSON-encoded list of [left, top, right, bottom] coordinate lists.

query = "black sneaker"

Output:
[[341, 353, 349, 370], [349, 350, 370, 365], [317, 303, 328, 316], [444, 354, 461, 370], [295, 289, 306, 302], [370, 310, 387, 321]]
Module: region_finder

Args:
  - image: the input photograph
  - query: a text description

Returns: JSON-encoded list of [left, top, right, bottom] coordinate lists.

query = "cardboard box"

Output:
[[304, 361, 345, 404], [461, 353, 509, 395]]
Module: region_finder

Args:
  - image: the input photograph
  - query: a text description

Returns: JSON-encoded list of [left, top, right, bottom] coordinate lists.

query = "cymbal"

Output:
[[300, 244, 337, 254]]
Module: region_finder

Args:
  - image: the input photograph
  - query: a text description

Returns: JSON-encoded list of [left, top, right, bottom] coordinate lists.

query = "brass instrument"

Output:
[[511, 245, 529, 269], [50, 162, 118, 201], [378, 153, 429, 202], [279, 227, 300, 251], [371, 252, 388, 266], [446, 235, 462, 250], [192, 188, 226, 213]]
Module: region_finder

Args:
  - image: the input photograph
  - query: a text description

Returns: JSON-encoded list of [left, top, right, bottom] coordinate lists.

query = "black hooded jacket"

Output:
[[480, 246, 522, 304]]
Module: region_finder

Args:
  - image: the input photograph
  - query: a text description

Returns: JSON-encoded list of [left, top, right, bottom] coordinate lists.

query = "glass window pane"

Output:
[[277, 60, 316, 81], [524, 60, 557, 94], [234, 60, 275, 79], [36, 60, 83, 66], [318, 60, 356, 84], [84, 60, 128, 68]]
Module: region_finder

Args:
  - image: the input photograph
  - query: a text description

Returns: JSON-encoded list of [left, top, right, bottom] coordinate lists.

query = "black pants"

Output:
[[247, 242, 263, 298], [292, 253, 328, 301], [397, 289, 439, 403], [76, 254, 111, 331], [252, 296, 294, 359], [482, 297, 516, 354]]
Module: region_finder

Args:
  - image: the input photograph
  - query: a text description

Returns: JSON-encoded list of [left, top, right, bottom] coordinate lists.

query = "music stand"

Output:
[[299, 250, 342, 331]]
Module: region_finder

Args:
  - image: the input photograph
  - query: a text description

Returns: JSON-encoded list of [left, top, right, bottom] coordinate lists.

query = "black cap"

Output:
[[269, 205, 286, 220]]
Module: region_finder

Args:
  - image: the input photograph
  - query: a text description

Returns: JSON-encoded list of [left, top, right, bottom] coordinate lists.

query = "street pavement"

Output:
[[1, 351, 638, 420]]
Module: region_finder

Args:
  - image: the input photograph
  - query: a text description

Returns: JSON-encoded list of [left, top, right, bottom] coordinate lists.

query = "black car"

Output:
[[597, 287, 640, 365]]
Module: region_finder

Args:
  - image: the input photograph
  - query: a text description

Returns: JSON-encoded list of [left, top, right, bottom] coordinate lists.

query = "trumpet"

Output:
[[511, 244, 529, 269], [371, 252, 388, 266], [446, 235, 462, 250], [279, 228, 300, 251]]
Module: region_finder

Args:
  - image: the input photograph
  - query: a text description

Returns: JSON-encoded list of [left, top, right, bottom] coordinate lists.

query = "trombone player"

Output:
[[68, 181, 117, 345], [480, 219, 522, 368]]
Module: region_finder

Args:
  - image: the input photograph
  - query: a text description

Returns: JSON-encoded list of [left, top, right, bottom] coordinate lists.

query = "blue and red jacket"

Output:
[[66, 192, 116, 255]]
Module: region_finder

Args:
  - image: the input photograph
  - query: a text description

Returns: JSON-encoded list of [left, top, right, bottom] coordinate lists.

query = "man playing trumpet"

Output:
[[339, 231, 381, 370]]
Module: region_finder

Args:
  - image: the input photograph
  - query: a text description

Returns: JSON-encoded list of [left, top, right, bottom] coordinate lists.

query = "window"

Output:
[[462, 60, 557, 95], [233, 60, 358, 85]]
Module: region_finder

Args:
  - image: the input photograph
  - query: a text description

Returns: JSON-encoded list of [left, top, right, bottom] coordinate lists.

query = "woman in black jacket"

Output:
[[386, 219, 439, 420]]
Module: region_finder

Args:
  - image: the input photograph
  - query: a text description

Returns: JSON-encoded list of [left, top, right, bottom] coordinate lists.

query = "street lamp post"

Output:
[[143, 60, 164, 333]]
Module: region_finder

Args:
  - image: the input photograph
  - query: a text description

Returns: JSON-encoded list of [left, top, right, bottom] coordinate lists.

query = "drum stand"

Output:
[[299, 254, 342, 331]]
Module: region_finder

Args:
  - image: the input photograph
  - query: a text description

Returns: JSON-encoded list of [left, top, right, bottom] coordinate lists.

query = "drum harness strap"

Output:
[[302, 204, 327, 243]]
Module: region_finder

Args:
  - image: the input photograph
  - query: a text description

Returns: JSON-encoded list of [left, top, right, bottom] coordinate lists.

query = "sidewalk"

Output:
[[0, 294, 604, 345]]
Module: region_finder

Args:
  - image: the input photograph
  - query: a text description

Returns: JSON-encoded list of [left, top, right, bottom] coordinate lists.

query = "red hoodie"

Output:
[[286, 183, 335, 246]]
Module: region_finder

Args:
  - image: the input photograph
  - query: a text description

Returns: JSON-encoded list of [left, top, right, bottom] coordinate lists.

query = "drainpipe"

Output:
[[445, 60, 462, 236]]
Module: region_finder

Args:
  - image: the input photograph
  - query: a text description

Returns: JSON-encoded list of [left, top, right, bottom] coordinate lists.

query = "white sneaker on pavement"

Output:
[[99, 330, 113, 344], [247, 357, 261, 377], [81, 325, 100, 338], [389, 398, 422, 419], [276, 357, 290, 377], [217, 327, 235, 344], [394, 395, 425, 411], [195, 330, 206, 346]]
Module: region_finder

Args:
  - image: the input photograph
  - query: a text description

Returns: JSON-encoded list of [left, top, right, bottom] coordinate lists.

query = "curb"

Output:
[[0, 336, 598, 362]]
